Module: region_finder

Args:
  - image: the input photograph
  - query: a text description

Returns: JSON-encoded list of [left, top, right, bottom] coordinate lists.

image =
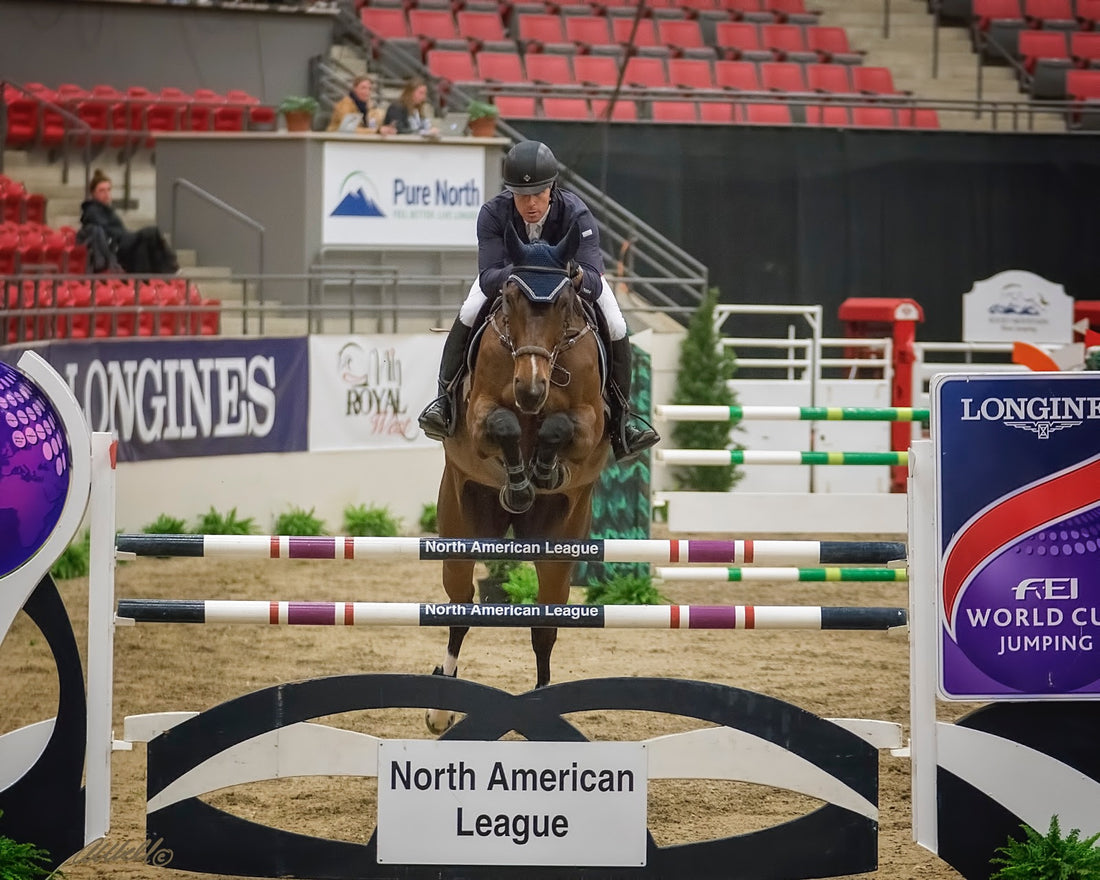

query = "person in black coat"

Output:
[[78, 169, 178, 274], [417, 141, 659, 462]]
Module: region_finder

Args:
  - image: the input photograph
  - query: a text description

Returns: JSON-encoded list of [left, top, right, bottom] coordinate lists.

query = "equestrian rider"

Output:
[[417, 140, 660, 462]]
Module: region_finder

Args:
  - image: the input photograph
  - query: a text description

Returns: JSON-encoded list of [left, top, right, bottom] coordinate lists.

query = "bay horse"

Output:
[[426, 222, 611, 734]]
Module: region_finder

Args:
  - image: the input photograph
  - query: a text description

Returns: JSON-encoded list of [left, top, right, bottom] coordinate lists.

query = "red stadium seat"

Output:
[[721, 0, 778, 23], [897, 108, 942, 128], [516, 13, 575, 54], [760, 61, 808, 91], [623, 56, 670, 87], [476, 50, 527, 83], [657, 19, 717, 59], [715, 59, 763, 90], [564, 15, 618, 55], [699, 100, 737, 122], [1023, 0, 1076, 30], [852, 66, 907, 95], [3, 87, 40, 148], [525, 53, 576, 85], [767, 0, 819, 25], [651, 100, 699, 121], [713, 21, 774, 61], [742, 102, 793, 123], [668, 58, 718, 88], [808, 104, 852, 125], [1020, 30, 1072, 96], [592, 98, 639, 120], [541, 97, 593, 120], [426, 49, 479, 90], [851, 106, 898, 127], [1078, 0, 1100, 28], [611, 17, 670, 57], [971, 0, 1027, 59], [761, 24, 817, 63], [455, 11, 514, 53], [407, 8, 468, 54], [574, 54, 621, 86], [494, 96, 538, 118], [806, 27, 865, 64], [806, 63, 854, 93], [1071, 31, 1100, 68]]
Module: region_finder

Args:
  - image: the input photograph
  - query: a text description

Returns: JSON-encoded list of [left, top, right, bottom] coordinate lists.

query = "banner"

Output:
[[934, 372, 1100, 699], [322, 142, 485, 247], [9, 338, 308, 462], [308, 334, 444, 451]]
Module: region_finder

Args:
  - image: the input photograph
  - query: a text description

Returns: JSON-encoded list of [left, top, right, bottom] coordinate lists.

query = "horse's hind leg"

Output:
[[426, 623, 469, 734], [532, 411, 575, 491], [530, 557, 573, 689]]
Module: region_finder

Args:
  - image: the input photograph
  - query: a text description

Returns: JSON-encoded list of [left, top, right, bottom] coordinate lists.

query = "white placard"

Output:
[[377, 740, 648, 867], [962, 269, 1073, 344], [322, 142, 485, 247], [308, 334, 444, 451]]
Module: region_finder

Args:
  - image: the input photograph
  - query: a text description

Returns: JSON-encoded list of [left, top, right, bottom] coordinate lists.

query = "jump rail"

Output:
[[655, 405, 930, 423], [114, 535, 908, 565], [116, 600, 908, 630], [656, 450, 910, 467], [655, 566, 908, 583]]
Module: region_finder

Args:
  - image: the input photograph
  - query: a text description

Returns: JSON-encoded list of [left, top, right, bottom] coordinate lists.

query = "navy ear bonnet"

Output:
[[504, 222, 579, 303]]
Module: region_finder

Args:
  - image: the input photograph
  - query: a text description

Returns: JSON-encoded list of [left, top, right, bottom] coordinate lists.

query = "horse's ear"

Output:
[[552, 223, 582, 266], [504, 221, 525, 264]]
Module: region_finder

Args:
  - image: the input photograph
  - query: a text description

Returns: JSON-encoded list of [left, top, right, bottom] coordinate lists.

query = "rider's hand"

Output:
[[568, 261, 584, 291]]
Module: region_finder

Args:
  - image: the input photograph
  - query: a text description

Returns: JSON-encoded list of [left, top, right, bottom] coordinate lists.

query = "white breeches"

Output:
[[457, 277, 627, 341]]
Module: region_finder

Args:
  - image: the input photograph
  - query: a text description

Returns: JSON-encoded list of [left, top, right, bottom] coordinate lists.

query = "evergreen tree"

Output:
[[670, 288, 742, 492]]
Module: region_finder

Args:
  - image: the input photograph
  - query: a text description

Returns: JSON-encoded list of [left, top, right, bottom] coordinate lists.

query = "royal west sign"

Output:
[[933, 372, 1100, 699]]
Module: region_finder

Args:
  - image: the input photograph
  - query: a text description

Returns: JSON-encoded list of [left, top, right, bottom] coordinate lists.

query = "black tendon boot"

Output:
[[608, 337, 660, 462], [418, 318, 474, 440]]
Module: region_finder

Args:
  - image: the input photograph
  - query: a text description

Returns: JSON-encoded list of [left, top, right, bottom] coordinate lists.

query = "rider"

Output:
[[417, 140, 660, 462]]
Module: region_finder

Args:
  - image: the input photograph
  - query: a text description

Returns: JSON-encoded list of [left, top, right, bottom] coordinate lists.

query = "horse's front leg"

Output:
[[531, 411, 574, 490], [485, 407, 534, 513], [426, 559, 474, 735], [530, 559, 572, 689]]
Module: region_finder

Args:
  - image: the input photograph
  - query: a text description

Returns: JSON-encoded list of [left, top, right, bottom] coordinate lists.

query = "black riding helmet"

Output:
[[502, 141, 558, 195]]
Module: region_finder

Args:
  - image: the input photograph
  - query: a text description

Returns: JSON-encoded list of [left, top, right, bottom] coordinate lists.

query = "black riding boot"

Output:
[[608, 337, 660, 462], [418, 318, 474, 441]]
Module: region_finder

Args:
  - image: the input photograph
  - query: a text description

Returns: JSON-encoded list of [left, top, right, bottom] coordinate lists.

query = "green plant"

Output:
[[277, 95, 319, 114], [484, 557, 522, 581], [275, 506, 326, 536], [671, 286, 742, 492], [143, 513, 187, 534], [50, 530, 90, 580], [586, 573, 668, 606], [195, 506, 255, 536], [0, 810, 60, 879], [466, 99, 500, 121], [343, 503, 401, 537], [990, 816, 1100, 879], [501, 564, 539, 605], [419, 503, 438, 534]]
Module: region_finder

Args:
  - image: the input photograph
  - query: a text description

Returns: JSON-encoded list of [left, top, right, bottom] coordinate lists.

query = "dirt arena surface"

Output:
[[1, 528, 981, 879]]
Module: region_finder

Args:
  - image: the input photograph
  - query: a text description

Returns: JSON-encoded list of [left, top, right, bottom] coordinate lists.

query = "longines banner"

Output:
[[934, 372, 1100, 700], [322, 142, 485, 247], [1, 338, 309, 461], [308, 334, 444, 451]]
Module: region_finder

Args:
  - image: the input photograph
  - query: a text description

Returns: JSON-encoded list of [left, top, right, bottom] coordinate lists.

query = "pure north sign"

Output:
[[376, 740, 647, 866]]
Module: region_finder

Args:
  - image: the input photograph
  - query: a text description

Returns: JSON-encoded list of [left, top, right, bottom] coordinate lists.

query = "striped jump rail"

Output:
[[116, 599, 908, 631], [655, 405, 930, 423], [654, 566, 908, 583], [114, 535, 908, 565], [656, 450, 909, 467]]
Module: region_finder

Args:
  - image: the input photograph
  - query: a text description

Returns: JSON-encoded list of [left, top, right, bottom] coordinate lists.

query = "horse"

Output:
[[426, 222, 611, 734]]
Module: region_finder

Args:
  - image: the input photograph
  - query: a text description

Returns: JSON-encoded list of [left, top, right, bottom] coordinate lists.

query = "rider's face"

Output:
[[513, 188, 551, 224]]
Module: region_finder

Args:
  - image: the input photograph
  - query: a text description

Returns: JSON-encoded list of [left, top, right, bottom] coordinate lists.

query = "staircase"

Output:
[[3, 147, 252, 329], [814, 0, 1068, 131]]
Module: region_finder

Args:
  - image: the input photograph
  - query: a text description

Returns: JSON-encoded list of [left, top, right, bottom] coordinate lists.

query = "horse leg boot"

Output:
[[531, 626, 558, 689], [486, 408, 535, 513], [418, 317, 473, 441], [532, 411, 574, 490], [608, 337, 660, 463]]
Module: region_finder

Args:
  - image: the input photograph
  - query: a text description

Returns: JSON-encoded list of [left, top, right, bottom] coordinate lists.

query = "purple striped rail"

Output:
[[116, 599, 907, 631], [114, 535, 907, 566]]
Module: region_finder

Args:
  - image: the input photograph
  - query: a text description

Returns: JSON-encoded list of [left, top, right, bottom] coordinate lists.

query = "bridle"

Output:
[[490, 269, 593, 388]]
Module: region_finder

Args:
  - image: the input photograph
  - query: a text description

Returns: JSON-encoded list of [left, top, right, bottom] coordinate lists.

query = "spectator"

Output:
[[383, 76, 439, 137], [326, 76, 394, 135], [78, 169, 178, 274]]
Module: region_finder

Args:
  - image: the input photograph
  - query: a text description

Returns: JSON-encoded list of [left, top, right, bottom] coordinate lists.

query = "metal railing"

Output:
[[170, 178, 266, 319]]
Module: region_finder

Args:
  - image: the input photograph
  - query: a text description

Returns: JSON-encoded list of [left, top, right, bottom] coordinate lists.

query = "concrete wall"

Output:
[[0, 0, 335, 102]]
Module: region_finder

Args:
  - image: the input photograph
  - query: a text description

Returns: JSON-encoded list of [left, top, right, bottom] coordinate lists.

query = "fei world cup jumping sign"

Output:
[[934, 372, 1100, 700]]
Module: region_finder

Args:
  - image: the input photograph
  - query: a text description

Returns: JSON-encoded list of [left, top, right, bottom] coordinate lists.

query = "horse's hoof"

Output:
[[500, 485, 535, 514], [425, 708, 455, 735]]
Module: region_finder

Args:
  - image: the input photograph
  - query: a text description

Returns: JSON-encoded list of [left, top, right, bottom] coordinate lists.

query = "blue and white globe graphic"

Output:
[[0, 360, 71, 578]]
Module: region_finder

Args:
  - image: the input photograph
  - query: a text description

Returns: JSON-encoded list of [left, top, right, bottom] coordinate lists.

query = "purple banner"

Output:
[[934, 373, 1100, 699], [3, 338, 308, 461]]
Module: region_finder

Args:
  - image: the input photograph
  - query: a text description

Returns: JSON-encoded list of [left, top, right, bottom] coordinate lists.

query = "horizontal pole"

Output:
[[114, 535, 907, 565], [116, 600, 908, 631], [655, 405, 930, 423], [657, 450, 910, 467], [654, 566, 908, 583]]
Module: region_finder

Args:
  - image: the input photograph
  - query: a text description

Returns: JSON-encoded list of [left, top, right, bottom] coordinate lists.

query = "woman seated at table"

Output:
[[382, 76, 439, 137], [327, 76, 395, 134]]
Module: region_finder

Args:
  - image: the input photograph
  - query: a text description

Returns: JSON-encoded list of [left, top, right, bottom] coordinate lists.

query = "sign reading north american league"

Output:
[[377, 740, 648, 866]]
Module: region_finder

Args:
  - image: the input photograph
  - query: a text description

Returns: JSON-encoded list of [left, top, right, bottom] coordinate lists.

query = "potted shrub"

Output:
[[466, 99, 499, 138], [278, 95, 319, 132]]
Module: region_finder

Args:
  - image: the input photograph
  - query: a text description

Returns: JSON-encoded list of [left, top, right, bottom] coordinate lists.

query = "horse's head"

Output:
[[499, 223, 586, 414]]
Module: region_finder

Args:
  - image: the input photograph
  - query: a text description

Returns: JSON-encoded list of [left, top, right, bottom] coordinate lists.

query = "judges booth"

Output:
[[155, 132, 509, 331]]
